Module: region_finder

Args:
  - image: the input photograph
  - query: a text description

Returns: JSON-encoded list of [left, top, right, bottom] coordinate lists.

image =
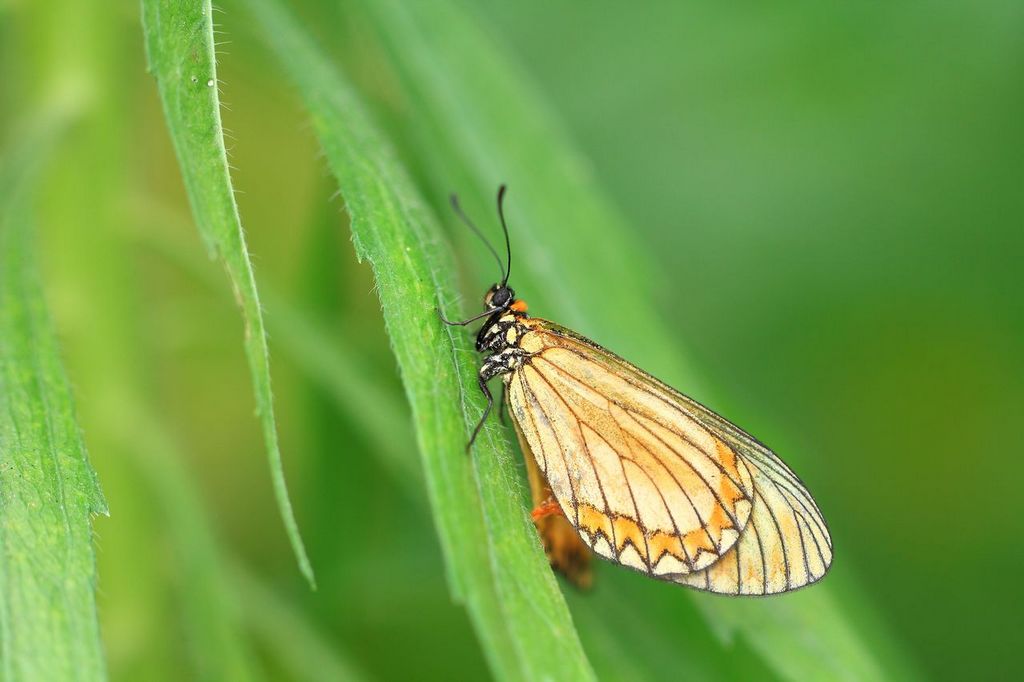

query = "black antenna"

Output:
[[450, 193, 505, 282], [496, 185, 512, 285]]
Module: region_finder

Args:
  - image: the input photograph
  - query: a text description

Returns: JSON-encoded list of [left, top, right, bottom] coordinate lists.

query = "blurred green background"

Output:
[[2, 0, 1021, 680]]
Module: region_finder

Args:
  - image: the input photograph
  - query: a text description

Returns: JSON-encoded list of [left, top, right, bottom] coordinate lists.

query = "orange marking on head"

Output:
[[510, 299, 528, 312]]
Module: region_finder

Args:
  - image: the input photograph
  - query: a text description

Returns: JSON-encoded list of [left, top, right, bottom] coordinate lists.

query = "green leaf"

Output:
[[346, 1, 921, 679], [140, 0, 313, 586], [0, 124, 107, 682], [241, 0, 595, 679]]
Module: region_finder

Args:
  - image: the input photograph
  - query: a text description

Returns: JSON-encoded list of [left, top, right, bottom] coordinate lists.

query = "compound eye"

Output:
[[492, 287, 512, 307]]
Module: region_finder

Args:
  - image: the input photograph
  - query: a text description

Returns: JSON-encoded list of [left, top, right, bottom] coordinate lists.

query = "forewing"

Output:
[[508, 320, 755, 578]]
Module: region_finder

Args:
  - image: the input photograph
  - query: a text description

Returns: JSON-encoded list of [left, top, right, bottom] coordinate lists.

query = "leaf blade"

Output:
[[139, 0, 313, 586], [0, 126, 107, 682]]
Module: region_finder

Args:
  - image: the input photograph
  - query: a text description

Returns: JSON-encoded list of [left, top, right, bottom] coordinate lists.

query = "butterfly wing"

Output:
[[507, 318, 832, 592], [507, 319, 756, 577], [673, 450, 833, 594], [663, 376, 833, 594]]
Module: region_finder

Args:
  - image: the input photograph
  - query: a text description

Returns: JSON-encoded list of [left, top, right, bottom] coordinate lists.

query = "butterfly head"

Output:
[[484, 283, 515, 311]]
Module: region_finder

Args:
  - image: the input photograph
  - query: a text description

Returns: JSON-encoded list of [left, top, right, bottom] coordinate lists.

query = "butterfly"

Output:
[[441, 186, 832, 595]]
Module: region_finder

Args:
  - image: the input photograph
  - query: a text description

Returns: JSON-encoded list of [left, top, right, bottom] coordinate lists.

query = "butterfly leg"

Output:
[[498, 382, 509, 425], [467, 375, 493, 450], [470, 350, 523, 448]]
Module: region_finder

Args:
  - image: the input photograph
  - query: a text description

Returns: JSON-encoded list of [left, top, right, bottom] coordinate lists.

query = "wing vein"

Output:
[[612, 427, 653, 570], [756, 489, 791, 590], [617, 445, 713, 567], [779, 485, 828, 570], [536, 350, 748, 493], [624, 409, 742, 534], [735, 527, 742, 593], [751, 515, 768, 595], [616, 447, 693, 569], [745, 454, 830, 550], [514, 374, 549, 477], [743, 449, 827, 521]]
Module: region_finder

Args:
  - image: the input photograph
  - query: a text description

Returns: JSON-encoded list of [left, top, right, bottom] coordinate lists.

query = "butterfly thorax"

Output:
[[477, 304, 531, 382]]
